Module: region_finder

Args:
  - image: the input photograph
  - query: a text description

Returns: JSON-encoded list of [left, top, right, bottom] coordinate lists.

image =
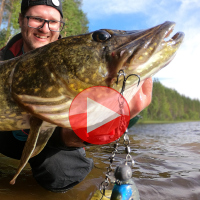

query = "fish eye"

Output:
[[92, 30, 111, 42]]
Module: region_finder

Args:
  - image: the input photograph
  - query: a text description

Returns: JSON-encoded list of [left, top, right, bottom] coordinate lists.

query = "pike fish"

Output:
[[0, 21, 184, 184]]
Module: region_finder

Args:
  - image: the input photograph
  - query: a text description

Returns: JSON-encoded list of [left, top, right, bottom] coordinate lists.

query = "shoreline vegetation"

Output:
[[138, 79, 200, 122], [137, 119, 200, 124]]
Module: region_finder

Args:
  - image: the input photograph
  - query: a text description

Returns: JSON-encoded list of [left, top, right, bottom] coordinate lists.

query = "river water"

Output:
[[0, 122, 200, 200]]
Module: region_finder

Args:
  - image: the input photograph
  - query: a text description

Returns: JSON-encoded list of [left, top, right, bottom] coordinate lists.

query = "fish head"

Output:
[[11, 21, 184, 99]]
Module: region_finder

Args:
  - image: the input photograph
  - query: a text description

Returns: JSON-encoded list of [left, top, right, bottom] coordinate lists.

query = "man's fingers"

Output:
[[141, 77, 153, 106], [129, 77, 153, 118]]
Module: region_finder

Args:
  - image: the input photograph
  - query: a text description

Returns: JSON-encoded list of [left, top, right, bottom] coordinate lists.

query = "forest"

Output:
[[1, 0, 200, 122], [140, 79, 200, 121], [0, 0, 88, 48]]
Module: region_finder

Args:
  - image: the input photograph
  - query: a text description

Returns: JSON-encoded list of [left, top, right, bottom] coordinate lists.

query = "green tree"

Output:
[[140, 79, 200, 121], [0, 0, 21, 48], [0, 0, 6, 27], [0, 28, 7, 47], [149, 96, 159, 119], [10, 0, 21, 32], [61, 0, 89, 37]]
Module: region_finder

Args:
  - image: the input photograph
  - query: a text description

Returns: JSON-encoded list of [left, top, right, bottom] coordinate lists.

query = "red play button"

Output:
[[69, 86, 130, 145]]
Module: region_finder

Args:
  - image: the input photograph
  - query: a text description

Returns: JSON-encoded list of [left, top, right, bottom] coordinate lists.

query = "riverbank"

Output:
[[137, 119, 200, 124]]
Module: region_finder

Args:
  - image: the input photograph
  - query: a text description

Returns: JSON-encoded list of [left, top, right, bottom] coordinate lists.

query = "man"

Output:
[[0, 0, 152, 193]]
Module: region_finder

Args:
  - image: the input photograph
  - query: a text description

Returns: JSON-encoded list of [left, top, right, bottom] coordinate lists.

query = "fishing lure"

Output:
[[110, 164, 140, 200]]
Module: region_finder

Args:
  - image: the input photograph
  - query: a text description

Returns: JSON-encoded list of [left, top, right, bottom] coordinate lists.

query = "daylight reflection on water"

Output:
[[0, 122, 200, 200]]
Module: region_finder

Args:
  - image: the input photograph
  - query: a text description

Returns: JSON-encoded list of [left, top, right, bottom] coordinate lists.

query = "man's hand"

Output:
[[129, 77, 153, 118], [61, 128, 85, 147]]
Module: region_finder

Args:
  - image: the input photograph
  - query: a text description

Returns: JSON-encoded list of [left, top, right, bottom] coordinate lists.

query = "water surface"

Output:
[[0, 122, 200, 199]]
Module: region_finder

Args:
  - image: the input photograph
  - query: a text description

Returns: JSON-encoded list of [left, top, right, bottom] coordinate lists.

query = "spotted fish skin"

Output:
[[0, 57, 30, 130], [0, 21, 184, 184]]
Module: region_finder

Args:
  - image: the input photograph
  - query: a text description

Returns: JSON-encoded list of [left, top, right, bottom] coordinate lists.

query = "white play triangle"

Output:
[[87, 97, 121, 133]]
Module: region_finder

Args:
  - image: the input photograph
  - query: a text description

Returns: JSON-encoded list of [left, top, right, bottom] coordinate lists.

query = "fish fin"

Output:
[[31, 127, 55, 157], [10, 116, 43, 185]]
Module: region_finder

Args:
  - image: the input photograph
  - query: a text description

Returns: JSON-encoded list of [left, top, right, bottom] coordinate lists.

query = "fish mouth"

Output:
[[153, 23, 184, 56], [119, 21, 184, 69], [108, 21, 184, 86]]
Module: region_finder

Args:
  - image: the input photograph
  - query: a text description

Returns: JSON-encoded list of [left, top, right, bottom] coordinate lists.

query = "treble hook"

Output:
[[116, 69, 140, 94]]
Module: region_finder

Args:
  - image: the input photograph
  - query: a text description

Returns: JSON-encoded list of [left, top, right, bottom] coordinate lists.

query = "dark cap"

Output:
[[21, 0, 63, 18]]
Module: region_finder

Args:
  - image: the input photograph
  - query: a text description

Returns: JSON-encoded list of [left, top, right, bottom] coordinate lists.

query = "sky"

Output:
[[81, 0, 200, 100]]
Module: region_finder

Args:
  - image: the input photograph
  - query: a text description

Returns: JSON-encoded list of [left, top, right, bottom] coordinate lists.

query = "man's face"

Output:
[[19, 5, 61, 52]]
